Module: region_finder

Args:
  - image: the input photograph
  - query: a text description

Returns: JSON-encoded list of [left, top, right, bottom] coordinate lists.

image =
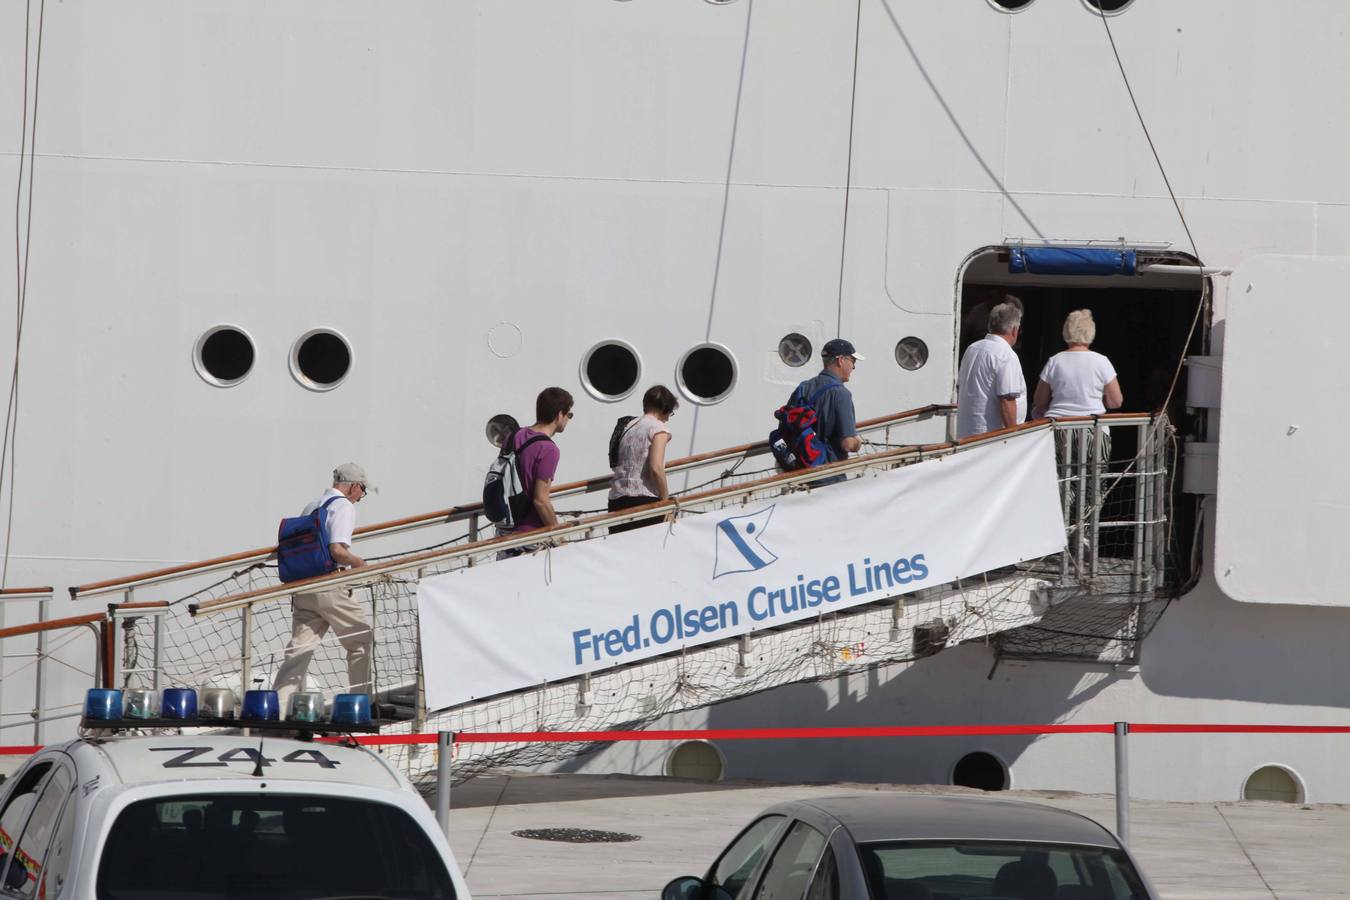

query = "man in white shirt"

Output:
[[956, 299, 1027, 439], [273, 462, 373, 710]]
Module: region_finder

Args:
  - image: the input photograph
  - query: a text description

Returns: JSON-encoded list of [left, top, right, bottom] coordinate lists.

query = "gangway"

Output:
[[27, 406, 1180, 785]]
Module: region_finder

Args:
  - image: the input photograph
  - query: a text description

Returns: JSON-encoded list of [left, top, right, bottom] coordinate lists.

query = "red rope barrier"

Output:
[[330, 722, 1350, 747], [452, 724, 1117, 743], [5, 723, 1350, 755], [1129, 724, 1350, 735]]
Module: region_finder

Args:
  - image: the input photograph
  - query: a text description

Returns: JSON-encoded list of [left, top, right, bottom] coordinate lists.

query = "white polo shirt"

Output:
[[956, 334, 1027, 439], [302, 488, 356, 547]]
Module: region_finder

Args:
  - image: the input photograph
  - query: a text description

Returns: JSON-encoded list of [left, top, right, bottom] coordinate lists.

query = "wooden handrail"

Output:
[[74, 404, 954, 600], [108, 600, 171, 611], [0, 586, 53, 596], [0, 611, 104, 641], [190, 413, 1130, 619]]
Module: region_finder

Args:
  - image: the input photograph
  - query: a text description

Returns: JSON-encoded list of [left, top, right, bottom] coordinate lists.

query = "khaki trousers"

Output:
[[273, 588, 372, 709]]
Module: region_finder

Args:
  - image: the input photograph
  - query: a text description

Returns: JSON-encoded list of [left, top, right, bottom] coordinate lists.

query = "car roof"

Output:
[[780, 793, 1119, 849], [53, 734, 404, 791]]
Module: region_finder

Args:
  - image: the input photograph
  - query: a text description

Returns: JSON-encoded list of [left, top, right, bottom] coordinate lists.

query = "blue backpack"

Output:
[[277, 495, 343, 583], [769, 382, 842, 470]]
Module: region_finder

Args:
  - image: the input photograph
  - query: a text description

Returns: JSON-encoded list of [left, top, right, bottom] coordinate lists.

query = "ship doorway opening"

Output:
[[958, 249, 1208, 418], [958, 246, 1208, 584]]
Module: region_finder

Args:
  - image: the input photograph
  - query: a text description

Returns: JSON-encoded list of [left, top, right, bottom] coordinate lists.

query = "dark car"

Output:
[[662, 793, 1156, 900]]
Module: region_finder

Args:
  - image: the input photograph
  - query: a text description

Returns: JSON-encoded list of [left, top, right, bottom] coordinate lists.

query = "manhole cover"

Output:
[[511, 827, 641, 843]]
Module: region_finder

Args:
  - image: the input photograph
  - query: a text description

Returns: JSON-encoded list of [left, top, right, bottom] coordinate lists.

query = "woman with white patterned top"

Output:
[[608, 385, 678, 534]]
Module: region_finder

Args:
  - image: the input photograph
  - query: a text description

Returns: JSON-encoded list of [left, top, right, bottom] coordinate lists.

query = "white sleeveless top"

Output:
[[609, 414, 671, 499]]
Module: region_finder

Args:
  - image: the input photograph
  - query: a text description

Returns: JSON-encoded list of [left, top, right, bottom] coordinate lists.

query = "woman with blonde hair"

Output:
[[1031, 309, 1123, 421], [1034, 310, 1121, 561]]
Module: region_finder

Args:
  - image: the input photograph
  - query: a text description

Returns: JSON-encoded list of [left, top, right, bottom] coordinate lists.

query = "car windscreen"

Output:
[[95, 793, 456, 900], [859, 840, 1149, 900]]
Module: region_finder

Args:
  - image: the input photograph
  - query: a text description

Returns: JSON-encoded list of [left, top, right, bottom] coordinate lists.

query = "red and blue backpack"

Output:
[[769, 382, 842, 471], [277, 495, 343, 583]]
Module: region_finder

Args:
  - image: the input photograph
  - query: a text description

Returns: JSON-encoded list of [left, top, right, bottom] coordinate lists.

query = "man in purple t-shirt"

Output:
[[498, 387, 573, 554]]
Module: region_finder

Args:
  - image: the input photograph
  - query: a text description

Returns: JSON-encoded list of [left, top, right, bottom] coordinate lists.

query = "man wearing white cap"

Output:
[[273, 462, 373, 709]]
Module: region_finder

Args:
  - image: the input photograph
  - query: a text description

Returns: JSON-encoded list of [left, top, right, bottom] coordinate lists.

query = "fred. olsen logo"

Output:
[[571, 502, 930, 666], [713, 506, 778, 579]]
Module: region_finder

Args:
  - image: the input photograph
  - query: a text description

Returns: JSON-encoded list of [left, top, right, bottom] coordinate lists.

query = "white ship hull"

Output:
[[2, 0, 1347, 802]]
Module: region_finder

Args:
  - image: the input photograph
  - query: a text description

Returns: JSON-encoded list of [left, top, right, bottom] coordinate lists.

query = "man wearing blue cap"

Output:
[[789, 338, 863, 464]]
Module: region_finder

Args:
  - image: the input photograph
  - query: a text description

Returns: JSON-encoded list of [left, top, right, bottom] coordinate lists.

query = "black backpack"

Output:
[[607, 416, 638, 469], [483, 429, 551, 527]]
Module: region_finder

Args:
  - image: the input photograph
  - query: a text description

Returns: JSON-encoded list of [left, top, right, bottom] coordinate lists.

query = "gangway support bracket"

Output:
[[735, 634, 753, 677], [576, 673, 593, 711], [889, 597, 907, 641]]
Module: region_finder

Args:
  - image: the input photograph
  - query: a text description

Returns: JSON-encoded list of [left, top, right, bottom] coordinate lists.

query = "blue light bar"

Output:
[[331, 693, 371, 726], [85, 688, 124, 721], [241, 689, 281, 722], [1008, 247, 1138, 277], [161, 688, 198, 720]]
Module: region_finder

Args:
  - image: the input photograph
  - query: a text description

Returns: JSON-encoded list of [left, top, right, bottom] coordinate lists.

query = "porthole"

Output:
[[777, 333, 813, 368], [486, 414, 519, 449], [677, 343, 737, 405], [894, 336, 929, 371], [193, 325, 255, 387], [290, 328, 353, 392], [951, 751, 1009, 791], [665, 740, 725, 781], [1242, 765, 1305, 803], [580, 340, 641, 402], [1083, 0, 1133, 13], [989, 0, 1034, 11]]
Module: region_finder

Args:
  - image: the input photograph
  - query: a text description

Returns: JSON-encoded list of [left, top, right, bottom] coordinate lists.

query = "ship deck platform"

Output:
[[445, 773, 1349, 900]]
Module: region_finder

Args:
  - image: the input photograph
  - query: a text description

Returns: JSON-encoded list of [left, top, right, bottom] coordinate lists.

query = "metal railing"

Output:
[[1051, 415, 1169, 589], [70, 404, 955, 607], [0, 589, 107, 744], [98, 413, 1173, 713], [9, 407, 1177, 755]]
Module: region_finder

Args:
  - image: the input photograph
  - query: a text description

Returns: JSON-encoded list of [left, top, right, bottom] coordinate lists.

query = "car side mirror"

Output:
[[661, 876, 733, 900], [662, 877, 704, 900]]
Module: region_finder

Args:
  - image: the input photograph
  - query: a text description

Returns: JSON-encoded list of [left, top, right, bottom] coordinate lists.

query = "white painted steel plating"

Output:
[[3, 1, 1350, 802]]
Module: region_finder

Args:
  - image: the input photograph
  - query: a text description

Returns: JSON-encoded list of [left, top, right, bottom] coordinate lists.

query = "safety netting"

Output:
[[113, 415, 1183, 790]]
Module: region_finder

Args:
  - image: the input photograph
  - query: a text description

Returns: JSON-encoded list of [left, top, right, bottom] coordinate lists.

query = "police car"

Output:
[[0, 691, 469, 899]]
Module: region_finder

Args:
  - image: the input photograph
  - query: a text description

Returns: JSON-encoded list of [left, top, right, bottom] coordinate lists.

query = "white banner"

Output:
[[418, 428, 1064, 710]]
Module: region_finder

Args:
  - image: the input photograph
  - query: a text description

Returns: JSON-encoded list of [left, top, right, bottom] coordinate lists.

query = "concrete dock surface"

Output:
[[444, 773, 1350, 900]]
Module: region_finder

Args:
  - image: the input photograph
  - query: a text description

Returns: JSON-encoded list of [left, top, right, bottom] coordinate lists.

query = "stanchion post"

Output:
[[1114, 721, 1130, 845], [434, 731, 455, 840]]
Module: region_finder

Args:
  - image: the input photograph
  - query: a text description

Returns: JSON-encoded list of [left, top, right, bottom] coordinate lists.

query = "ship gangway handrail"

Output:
[[184, 413, 1161, 620], [0, 610, 114, 692], [0, 586, 55, 602], [72, 404, 954, 603]]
